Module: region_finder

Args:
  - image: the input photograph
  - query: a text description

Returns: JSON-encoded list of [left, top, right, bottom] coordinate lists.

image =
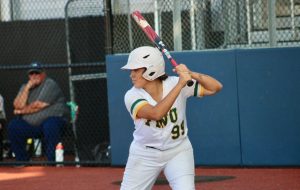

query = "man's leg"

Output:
[[8, 118, 41, 161], [42, 117, 66, 161]]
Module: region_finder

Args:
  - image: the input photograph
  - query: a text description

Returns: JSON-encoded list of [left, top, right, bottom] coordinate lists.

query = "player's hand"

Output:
[[173, 64, 192, 87]]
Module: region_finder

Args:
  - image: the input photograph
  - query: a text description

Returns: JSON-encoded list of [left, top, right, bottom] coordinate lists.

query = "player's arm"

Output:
[[136, 84, 182, 121], [174, 63, 222, 96], [136, 66, 191, 121], [189, 71, 223, 96]]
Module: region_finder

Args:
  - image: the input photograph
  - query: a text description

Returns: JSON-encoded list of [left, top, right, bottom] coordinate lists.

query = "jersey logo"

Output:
[[144, 107, 186, 140], [145, 107, 178, 128]]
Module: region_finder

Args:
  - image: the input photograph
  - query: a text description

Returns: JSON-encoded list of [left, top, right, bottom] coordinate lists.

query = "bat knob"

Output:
[[187, 80, 194, 87]]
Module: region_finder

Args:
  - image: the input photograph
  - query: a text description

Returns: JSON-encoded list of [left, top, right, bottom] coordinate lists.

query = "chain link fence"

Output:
[[112, 0, 300, 53], [0, 0, 109, 166], [0, 0, 299, 166]]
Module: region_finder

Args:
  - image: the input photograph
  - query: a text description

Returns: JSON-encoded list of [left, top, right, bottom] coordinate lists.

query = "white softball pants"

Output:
[[120, 138, 195, 190]]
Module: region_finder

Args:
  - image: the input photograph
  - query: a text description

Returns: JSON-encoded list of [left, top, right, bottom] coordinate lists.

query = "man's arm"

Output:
[[13, 85, 30, 109], [14, 101, 49, 115], [14, 79, 39, 109]]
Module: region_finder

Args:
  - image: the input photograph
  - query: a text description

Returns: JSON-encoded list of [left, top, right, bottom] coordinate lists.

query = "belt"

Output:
[[145, 146, 163, 151]]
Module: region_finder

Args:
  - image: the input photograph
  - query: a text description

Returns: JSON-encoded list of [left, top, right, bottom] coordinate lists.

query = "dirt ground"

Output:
[[0, 166, 300, 190]]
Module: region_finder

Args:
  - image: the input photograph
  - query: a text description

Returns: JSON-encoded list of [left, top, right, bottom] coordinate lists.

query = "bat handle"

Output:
[[170, 58, 178, 67], [170, 59, 194, 87]]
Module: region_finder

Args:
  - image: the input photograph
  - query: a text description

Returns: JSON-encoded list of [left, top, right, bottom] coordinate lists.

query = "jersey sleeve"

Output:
[[124, 89, 148, 120], [191, 80, 204, 98], [182, 79, 204, 98]]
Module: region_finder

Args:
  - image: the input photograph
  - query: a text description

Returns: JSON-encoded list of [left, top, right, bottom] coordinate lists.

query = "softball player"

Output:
[[121, 46, 222, 190]]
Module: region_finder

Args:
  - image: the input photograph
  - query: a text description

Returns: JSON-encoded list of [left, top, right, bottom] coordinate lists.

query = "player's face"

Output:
[[130, 68, 147, 88]]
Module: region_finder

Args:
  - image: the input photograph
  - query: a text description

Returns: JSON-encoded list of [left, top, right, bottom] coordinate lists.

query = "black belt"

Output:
[[146, 146, 163, 151]]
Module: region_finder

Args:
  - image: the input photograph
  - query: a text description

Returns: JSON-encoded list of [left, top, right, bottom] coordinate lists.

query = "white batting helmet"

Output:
[[121, 46, 165, 81]]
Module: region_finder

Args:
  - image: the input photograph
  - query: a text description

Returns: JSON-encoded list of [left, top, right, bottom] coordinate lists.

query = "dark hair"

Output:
[[158, 74, 168, 81]]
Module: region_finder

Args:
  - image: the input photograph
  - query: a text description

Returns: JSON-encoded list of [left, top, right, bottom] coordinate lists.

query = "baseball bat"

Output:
[[131, 10, 194, 87]]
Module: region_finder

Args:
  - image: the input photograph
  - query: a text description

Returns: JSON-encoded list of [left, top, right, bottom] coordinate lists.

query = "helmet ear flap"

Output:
[[142, 66, 157, 81]]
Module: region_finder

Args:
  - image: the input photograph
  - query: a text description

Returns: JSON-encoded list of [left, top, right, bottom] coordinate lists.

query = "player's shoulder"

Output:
[[168, 76, 179, 81], [164, 76, 179, 85], [125, 86, 145, 99], [126, 86, 139, 94]]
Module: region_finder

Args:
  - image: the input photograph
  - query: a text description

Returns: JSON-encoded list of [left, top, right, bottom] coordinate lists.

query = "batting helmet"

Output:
[[121, 46, 165, 81]]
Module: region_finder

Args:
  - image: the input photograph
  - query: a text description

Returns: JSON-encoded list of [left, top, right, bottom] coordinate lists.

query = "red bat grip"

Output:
[[169, 58, 178, 67]]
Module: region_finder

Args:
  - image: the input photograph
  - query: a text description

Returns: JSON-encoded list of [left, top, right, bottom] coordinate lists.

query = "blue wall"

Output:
[[106, 47, 300, 166]]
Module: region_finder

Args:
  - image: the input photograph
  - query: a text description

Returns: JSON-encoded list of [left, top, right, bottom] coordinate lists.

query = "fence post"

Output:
[[104, 0, 113, 54], [190, 0, 196, 50], [246, 0, 252, 45], [268, 0, 277, 47], [127, 0, 133, 50], [64, 0, 76, 104], [0, 0, 12, 21], [154, 0, 161, 36], [173, 0, 182, 51]]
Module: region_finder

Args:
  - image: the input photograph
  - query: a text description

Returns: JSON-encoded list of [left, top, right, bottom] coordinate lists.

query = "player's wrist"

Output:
[[177, 80, 187, 88]]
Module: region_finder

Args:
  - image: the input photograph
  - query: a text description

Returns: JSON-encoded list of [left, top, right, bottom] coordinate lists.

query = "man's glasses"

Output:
[[29, 71, 41, 75]]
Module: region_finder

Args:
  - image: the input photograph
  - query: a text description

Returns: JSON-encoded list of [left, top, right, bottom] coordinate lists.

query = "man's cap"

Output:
[[27, 62, 44, 74]]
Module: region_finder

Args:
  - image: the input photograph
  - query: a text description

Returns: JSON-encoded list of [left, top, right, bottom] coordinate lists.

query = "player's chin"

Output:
[[133, 84, 142, 88], [133, 82, 143, 89]]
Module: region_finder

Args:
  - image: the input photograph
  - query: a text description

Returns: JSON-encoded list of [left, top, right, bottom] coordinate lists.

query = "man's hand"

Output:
[[14, 101, 49, 115], [14, 109, 22, 115], [26, 78, 40, 89]]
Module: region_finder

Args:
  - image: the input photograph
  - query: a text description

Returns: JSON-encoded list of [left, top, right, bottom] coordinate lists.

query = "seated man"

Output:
[[0, 93, 6, 161], [8, 62, 68, 162]]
